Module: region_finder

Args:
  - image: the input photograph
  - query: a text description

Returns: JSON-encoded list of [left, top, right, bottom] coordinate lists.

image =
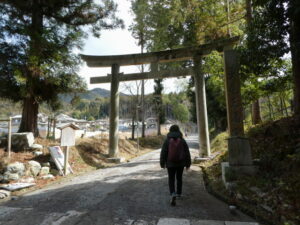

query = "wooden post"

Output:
[[53, 119, 56, 140], [47, 118, 50, 139], [8, 117, 12, 158], [109, 63, 120, 157], [193, 55, 211, 157], [64, 146, 69, 175]]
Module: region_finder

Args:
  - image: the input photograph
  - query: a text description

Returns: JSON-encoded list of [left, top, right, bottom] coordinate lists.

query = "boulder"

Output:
[[28, 160, 41, 176], [41, 174, 54, 180], [50, 169, 60, 176], [19, 177, 35, 183], [0, 190, 11, 201], [11, 133, 34, 151], [6, 162, 25, 176], [33, 151, 43, 156], [39, 167, 50, 176], [42, 162, 50, 167], [3, 172, 19, 181], [30, 144, 43, 150]]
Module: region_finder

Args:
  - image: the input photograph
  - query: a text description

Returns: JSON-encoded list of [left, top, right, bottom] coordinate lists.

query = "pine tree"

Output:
[[0, 0, 123, 136]]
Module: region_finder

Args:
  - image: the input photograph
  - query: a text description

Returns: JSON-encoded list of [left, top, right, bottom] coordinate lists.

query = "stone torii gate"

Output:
[[81, 37, 254, 173]]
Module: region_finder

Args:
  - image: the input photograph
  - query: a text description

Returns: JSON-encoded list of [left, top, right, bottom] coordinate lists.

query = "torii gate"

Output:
[[81, 37, 254, 173]]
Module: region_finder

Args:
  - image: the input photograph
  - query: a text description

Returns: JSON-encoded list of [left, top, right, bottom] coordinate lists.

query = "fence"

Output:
[[0, 117, 12, 158]]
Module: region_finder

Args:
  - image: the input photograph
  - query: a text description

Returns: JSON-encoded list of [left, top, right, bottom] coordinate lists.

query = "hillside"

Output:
[[201, 116, 300, 225], [60, 88, 127, 103]]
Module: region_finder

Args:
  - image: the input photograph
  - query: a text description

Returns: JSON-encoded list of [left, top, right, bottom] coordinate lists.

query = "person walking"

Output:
[[160, 125, 191, 206]]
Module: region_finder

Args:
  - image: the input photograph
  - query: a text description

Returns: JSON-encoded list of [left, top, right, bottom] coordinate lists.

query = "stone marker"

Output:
[[11, 132, 34, 150]]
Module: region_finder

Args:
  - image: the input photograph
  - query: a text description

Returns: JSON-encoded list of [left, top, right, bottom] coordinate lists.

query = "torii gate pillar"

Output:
[[109, 64, 120, 157], [193, 55, 211, 157], [223, 48, 255, 174]]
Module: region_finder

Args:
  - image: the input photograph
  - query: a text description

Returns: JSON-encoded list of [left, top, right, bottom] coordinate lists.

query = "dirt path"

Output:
[[0, 135, 257, 225]]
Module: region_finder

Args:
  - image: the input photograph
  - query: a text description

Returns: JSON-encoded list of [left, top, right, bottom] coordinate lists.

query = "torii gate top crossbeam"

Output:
[[80, 36, 239, 67]]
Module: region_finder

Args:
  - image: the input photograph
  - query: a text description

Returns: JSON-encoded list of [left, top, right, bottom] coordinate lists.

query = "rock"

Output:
[[229, 205, 237, 214], [253, 158, 261, 165], [19, 177, 35, 183], [11, 196, 18, 200], [3, 172, 19, 181], [261, 204, 274, 214], [33, 151, 43, 156], [0, 190, 11, 200], [193, 157, 210, 163], [6, 162, 25, 176], [226, 182, 237, 192], [41, 174, 54, 180], [28, 160, 41, 176], [249, 186, 266, 197], [1, 182, 35, 191], [50, 169, 60, 176], [236, 193, 243, 200], [39, 167, 50, 176], [11, 132, 34, 151], [42, 162, 50, 167], [30, 144, 43, 150], [294, 147, 300, 154], [107, 157, 126, 164]]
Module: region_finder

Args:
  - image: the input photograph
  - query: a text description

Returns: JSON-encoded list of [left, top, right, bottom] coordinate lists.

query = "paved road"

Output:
[[0, 135, 258, 225]]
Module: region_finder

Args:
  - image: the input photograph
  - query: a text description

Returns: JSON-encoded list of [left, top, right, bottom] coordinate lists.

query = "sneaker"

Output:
[[170, 194, 176, 206]]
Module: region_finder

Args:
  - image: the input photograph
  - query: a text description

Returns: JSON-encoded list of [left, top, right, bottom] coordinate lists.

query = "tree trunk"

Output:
[[131, 116, 135, 140], [289, 1, 300, 115], [252, 99, 262, 124], [245, 0, 253, 25], [282, 93, 289, 116], [141, 43, 146, 138], [157, 114, 161, 136], [267, 95, 274, 120], [18, 96, 39, 136], [279, 94, 285, 116]]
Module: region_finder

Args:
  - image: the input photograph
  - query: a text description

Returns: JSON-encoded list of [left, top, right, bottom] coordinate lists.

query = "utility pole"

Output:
[[136, 105, 140, 153]]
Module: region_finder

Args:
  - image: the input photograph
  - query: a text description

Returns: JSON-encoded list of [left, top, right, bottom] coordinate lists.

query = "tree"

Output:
[[0, 0, 123, 136], [130, 0, 151, 138], [245, 0, 300, 115], [153, 79, 165, 135]]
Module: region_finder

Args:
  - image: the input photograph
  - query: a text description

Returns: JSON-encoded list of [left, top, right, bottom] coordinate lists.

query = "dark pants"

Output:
[[167, 167, 184, 195]]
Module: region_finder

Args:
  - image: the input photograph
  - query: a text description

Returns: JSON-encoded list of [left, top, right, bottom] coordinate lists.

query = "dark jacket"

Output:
[[160, 131, 191, 168]]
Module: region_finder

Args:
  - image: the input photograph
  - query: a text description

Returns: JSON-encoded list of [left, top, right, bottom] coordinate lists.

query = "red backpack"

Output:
[[167, 138, 185, 162]]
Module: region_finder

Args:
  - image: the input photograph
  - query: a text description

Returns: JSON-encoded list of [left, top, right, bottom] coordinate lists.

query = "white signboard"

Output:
[[48, 146, 73, 175], [61, 127, 76, 147]]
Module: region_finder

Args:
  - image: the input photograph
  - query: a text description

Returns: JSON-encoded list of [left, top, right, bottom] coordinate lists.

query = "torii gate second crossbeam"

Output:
[[80, 37, 245, 160]]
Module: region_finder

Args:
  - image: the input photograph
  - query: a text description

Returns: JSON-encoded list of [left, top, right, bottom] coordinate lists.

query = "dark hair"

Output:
[[169, 124, 180, 132]]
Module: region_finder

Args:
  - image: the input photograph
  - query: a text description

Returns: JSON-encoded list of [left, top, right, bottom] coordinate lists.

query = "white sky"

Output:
[[78, 0, 189, 95]]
